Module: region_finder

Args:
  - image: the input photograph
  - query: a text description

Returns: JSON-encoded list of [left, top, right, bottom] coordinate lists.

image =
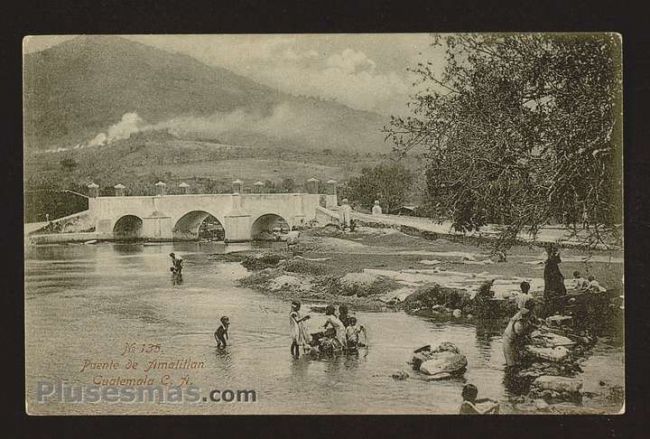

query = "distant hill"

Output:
[[23, 36, 389, 153]]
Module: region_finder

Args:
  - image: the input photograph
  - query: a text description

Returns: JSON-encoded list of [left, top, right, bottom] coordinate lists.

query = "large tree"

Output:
[[345, 163, 413, 213], [386, 34, 622, 248]]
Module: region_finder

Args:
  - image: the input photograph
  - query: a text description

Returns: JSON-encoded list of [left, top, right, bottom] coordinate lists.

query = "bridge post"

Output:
[[155, 181, 167, 196], [87, 182, 99, 198], [142, 214, 172, 240], [232, 179, 243, 194], [306, 178, 319, 194], [179, 182, 190, 194], [114, 184, 126, 197], [223, 214, 252, 242], [253, 181, 265, 193]]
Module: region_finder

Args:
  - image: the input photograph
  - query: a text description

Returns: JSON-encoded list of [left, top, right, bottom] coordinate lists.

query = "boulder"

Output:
[[409, 342, 467, 377], [525, 346, 570, 362], [533, 376, 583, 394], [530, 331, 576, 348], [420, 351, 468, 376]]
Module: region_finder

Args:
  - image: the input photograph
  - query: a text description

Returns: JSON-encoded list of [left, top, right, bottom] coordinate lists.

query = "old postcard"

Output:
[[24, 34, 623, 415]]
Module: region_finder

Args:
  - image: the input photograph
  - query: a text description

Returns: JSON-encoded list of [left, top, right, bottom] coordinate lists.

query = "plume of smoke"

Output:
[[44, 102, 384, 154]]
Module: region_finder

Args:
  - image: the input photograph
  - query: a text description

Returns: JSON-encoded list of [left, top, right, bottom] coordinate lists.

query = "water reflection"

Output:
[[112, 243, 144, 256], [213, 347, 235, 379], [290, 356, 311, 381], [171, 272, 184, 285]]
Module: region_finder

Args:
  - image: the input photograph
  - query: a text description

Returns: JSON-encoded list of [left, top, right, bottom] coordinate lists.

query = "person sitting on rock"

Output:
[[571, 271, 590, 291], [459, 384, 500, 414], [587, 275, 606, 293]]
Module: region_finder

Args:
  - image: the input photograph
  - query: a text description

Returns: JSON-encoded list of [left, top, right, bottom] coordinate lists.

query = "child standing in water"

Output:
[[345, 316, 367, 348], [214, 316, 230, 349], [290, 301, 311, 358]]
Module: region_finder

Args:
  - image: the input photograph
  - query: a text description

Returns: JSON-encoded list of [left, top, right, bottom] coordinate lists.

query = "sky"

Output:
[[23, 34, 446, 116]]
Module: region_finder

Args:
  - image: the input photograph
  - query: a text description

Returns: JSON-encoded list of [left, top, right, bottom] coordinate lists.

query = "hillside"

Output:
[[23, 36, 389, 153]]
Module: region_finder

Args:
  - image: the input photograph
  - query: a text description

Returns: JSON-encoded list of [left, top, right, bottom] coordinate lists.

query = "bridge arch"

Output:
[[173, 210, 225, 241], [250, 213, 290, 241], [113, 215, 143, 240]]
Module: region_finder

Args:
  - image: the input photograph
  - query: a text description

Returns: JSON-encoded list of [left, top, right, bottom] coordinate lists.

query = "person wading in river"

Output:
[[323, 305, 346, 349], [214, 316, 230, 349], [169, 253, 183, 275], [289, 301, 311, 358], [502, 299, 537, 368]]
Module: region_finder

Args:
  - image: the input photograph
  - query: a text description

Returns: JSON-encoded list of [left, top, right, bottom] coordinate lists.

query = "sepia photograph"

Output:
[[23, 33, 623, 415]]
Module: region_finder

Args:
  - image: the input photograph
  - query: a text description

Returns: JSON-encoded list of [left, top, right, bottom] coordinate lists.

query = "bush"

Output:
[[323, 273, 400, 297], [402, 283, 471, 311], [282, 259, 329, 276], [241, 253, 283, 271]]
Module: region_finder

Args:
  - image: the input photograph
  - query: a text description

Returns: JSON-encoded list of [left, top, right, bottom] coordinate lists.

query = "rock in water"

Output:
[[409, 342, 467, 377], [525, 345, 570, 362], [419, 351, 468, 376]]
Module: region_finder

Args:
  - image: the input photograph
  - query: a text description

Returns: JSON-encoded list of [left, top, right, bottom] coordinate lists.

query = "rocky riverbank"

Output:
[[226, 225, 624, 414], [229, 225, 623, 322]]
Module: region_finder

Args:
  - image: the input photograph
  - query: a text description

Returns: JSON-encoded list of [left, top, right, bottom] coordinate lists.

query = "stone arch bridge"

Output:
[[89, 193, 337, 242]]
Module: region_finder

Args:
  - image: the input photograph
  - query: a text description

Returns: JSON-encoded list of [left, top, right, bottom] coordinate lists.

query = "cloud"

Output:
[[132, 35, 415, 115], [243, 46, 412, 115], [326, 48, 376, 74]]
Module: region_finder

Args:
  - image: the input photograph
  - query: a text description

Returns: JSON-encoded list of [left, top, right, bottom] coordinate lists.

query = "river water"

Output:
[[25, 242, 624, 414]]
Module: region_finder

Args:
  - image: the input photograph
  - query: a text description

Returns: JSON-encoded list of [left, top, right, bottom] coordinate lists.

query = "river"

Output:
[[25, 242, 624, 414]]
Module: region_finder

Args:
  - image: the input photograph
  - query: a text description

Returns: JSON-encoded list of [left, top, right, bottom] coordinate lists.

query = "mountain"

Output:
[[23, 36, 389, 153]]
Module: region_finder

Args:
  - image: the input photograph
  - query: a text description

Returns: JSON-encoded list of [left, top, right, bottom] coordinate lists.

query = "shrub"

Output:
[[242, 253, 283, 271]]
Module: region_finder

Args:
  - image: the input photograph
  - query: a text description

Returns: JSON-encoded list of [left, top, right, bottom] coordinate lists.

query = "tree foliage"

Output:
[[345, 163, 413, 212], [386, 34, 622, 248]]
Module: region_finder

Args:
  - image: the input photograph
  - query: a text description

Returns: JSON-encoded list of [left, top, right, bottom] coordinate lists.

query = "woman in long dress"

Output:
[[543, 243, 566, 316]]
